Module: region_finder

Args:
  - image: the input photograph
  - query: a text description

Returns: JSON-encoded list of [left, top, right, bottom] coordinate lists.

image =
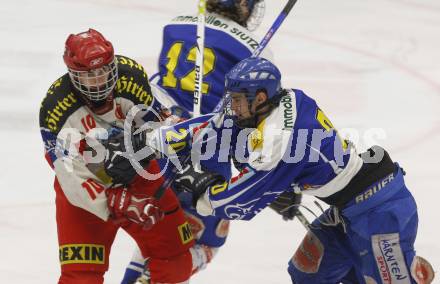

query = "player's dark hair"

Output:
[[207, 0, 251, 27]]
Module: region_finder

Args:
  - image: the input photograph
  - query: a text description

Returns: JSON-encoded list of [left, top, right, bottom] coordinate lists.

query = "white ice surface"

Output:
[[0, 0, 439, 283]]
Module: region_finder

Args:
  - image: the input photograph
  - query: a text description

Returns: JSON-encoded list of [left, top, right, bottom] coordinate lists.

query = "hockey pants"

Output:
[[288, 166, 420, 284], [55, 162, 194, 284]]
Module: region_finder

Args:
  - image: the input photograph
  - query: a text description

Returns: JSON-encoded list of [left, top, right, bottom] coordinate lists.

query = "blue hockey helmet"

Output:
[[224, 57, 282, 127], [225, 57, 281, 100]]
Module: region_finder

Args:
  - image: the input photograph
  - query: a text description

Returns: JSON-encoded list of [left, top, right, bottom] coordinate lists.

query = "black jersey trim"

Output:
[[320, 146, 396, 208]]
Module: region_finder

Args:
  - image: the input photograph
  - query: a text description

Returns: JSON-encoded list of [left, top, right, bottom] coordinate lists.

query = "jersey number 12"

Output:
[[162, 42, 216, 94]]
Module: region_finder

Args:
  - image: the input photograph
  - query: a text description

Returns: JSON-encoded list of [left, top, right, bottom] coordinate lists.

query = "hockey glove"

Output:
[[106, 187, 164, 230], [269, 191, 303, 221], [104, 131, 155, 186], [173, 164, 226, 206]]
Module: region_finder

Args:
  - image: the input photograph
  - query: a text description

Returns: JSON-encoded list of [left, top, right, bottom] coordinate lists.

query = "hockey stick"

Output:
[[252, 0, 298, 57], [154, 0, 207, 199], [153, 0, 300, 200], [295, 209, 311, 228], [193, 0, 207, 117]]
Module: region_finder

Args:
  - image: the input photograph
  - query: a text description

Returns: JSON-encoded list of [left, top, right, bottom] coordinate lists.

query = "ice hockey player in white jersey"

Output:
[[39, 28, 196, 284]]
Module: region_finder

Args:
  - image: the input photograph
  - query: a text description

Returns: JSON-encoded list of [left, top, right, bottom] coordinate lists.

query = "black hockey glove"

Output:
[[269, 191, 303, 221], [104, 131, 155, 186], [173, 164, 226, 206]]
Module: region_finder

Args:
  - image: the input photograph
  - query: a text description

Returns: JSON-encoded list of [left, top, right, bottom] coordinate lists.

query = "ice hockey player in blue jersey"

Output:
[[154, 0, 266, 114], [134, 57, 435, 283]]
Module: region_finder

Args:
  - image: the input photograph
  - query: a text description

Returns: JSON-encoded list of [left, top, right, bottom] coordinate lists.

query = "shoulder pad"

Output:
[[39, 74, 83, 134], [116, 55, 148, 80], [115, 55, 155, 107]]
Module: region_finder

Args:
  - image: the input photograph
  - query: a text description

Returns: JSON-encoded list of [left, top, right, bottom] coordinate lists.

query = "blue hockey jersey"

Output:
[[148, 89, 363, 220], [157, 13, 260, 114]]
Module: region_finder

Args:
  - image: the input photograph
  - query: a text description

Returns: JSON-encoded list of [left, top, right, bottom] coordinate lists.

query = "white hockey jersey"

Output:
[[39, 55, 162, 220]]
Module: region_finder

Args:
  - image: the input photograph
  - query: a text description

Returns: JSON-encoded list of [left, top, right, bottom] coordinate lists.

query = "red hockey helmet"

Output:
[[63, 29, 118, 101]]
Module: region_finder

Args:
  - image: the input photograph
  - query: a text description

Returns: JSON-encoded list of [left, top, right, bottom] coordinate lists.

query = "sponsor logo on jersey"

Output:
[[44, 92, 78, 132], [355, 173, 394, 204], [223, 191, 280, 220], [59, 244, 105, 265], [229, 27, 259, 50], [372, 234, 410, 284], [116, 75, 154, 106], [249, 120, 265, 151], [224, 199, 258, 220], [172, 15, 259, 51], [178, 222, 194, 245], [117, 56, 148, 78], [281, 94, 294, 130], [47, 78, 63, 95]]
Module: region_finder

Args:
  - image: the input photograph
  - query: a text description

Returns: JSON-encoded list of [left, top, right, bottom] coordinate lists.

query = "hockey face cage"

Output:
[[224, 89, 266, 128], [224, 90, 250, 116], [246, 0, 265, 31], [224, 65, 282, 128], [208, 0, 264, 29], [68, 58, 118, 102]]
